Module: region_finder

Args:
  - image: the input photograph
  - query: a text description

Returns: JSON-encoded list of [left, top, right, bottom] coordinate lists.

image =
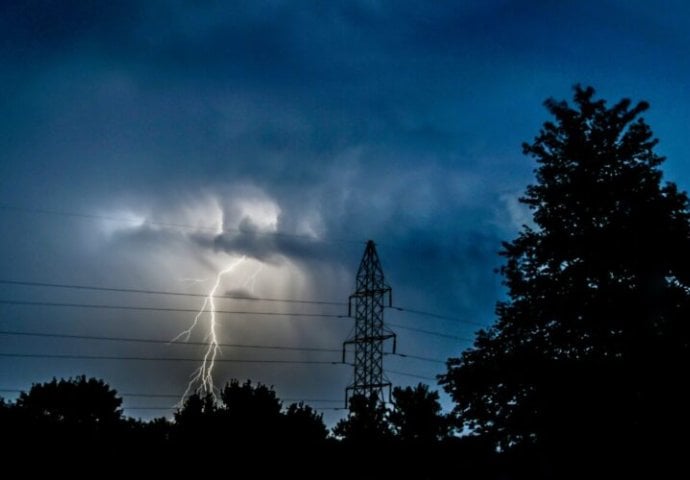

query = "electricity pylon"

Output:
[[343, 240, 396, 406]]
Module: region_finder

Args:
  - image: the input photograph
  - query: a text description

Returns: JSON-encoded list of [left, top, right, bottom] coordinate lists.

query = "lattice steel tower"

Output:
[[343, 240, 396, 405]]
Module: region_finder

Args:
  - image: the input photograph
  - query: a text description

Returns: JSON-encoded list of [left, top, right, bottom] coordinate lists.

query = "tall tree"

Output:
[[441, 86, 690, 469], [389, 383, 449, 442]]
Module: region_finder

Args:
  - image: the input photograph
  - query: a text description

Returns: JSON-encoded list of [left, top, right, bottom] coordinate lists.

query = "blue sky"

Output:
[[1, 0, 690, 423]]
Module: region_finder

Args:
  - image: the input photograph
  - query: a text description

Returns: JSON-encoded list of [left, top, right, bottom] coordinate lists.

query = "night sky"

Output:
[[2, 1, 690, 424]]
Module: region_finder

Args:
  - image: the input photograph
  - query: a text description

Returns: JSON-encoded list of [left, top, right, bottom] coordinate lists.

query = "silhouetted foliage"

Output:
[[16, 375, 123, 426], [283, 401, 328, 442], [333, 393, 391, 443], [0, 396, 13, 428], [122, 415, 172, 447], [390, 383, 450, 442], [172, 379, 300, 449], [173, 391, 218, 441], [441, 85, 690, 473], [220, 379, 283, 443], [0, 376, 497, 478], [221, 379, 282, 418], [0, 375, 128, 454]]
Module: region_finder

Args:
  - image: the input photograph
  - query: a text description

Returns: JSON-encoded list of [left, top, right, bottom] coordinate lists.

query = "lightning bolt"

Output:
[[173, 255, 247, 404]]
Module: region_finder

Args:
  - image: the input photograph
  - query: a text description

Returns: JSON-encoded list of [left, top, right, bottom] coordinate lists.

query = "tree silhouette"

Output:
[[170, 381, 329, 467], [220, 379, 282, 418], [220, 379, 282, 443], [10, 375, 124, 446], [0, 396, 16, 435], [389, 383, 450, 443], [173, 391, 217, 442], [333, 394, 391, 443], [123, 415, 172, 447], [16, 375, 122, 425], [174, 391, 217, 419], [173, 379, 285, 447], [441, 86, 690, 472], [282, 401, 328, 443]]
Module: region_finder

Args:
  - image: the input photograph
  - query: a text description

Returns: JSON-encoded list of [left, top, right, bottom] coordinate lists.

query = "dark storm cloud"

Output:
[[0, 0, 528, 201], [1, 0, 504, 161], [3, 0, 688, 310], [0, 1, 141, 59]]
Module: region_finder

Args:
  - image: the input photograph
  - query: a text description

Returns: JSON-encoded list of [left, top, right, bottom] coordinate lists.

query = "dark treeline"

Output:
[[0, 376, 501, 478], [2, 86, 688, 476]]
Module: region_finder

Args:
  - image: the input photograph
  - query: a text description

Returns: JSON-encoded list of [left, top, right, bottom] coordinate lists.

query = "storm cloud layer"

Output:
[[2, 1, 690, 421]]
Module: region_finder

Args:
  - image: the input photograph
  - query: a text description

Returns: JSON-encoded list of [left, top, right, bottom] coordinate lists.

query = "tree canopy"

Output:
[[16, 375, 122, 427], [389, 383, 450, 442], [333, 393, 392, 443], [441, 85, 690, 470], [5, 375, 124, 447]]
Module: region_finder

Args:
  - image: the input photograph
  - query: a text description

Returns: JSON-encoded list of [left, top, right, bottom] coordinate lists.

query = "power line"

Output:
[[0, 279, 346, 307], [0, 352, 347, 365], [0, 279, 486, 325], [126, 396, 343, 404], [282, 398, 342, 404], [0, 329, 341, 354], [123, 392, 179, 398], [0, 299, 347, 318], [386, 369, 437, 381], [0, 401, 347, 412], [0, 388, 342, 403], [0, 288, 478, 343], [0, 299, 470, 342], [387, 322, 473, 341], [124, 406, 348, 411], [124, 407, 175, 411], [0, 280, 483, 329], [0, 329, 448, 364], [385, 352, 446, 365], [388, 306, 486, 328], [0, 300, 467, 341]]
